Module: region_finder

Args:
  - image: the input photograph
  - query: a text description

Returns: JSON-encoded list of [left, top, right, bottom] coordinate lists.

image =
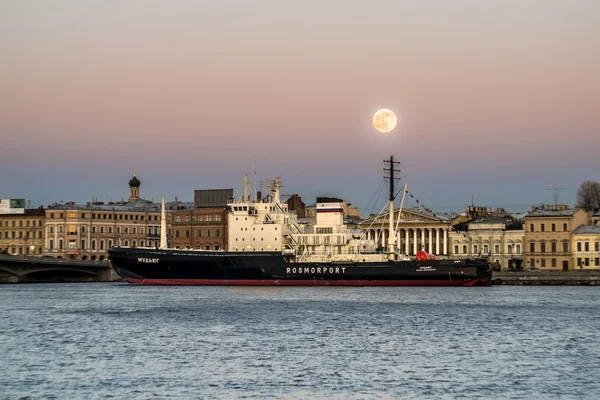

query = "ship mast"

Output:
[[160, 196, 168, 249], [383, 156, 401, 255]]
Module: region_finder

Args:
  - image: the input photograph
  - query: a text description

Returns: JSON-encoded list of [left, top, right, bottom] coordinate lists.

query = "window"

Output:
[[100, 227, 104, 233], [541, 258, 546, 267], [577, 242, 582, 252], [100, 240, 105, 250], [540, 242, 546, 253], [124, 240, 129, 246], [81, 240, 86, 249], [529, 242, 535, 253], [214, 245, 220, 251], [59, 226, 63, 233], [117, 227, 121, 234], [507, 244, 513, 254], [563, 242, 569, 252], [541, 224, 545, 232], [483, 244, 489, 254], [585, 258, 590, 266], [596, 242, 600, 252], [132, 241, 136, 248], [473, 245, 478, 254], [92, 226, 96, 233], [551, 258, 557, 267], [58, 240, 63, 249], [584, 242, 590, 252], [551, 242, 556, 253], [205, 245, 210, 250], [176, 216, 180, 222], [454, 245, 459, 254], [516, 244, 521, 254], [530, 224, 534, 232], [108, 227, 113, 234], [185, 230, 190, 238], [49, 226, 54, 233], [175, 230, 180, 238], [563, 223, 567, 231], [596, 257, 600, 266], [463, 245, 467, 254], [551, 223, 556, 232], [92, 240, 96, 250], [494, 244, 500, 254], [49, 239, 54, 250], [215, 215, 221, 222], [108, 240, 113, 248], [207, 229, 211, 237], [206, 215, 212, 222], [133, 228, 136, 234], [140, 241, 144, 247], [140, 228, 144, 234], [185, 216, 190, 222], [577, 257, 582, 266], [195, 230, 201, 237], [215, 229, 220, 237]]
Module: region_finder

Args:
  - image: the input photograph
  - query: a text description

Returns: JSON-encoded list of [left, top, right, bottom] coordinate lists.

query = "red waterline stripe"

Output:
[[125, 278, 488, 287]]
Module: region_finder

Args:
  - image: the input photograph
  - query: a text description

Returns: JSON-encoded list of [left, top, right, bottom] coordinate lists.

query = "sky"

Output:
[[1, 0, 599, 215]]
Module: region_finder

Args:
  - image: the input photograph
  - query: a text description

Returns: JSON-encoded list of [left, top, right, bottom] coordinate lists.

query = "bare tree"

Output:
[[575, 181, 600, 212]]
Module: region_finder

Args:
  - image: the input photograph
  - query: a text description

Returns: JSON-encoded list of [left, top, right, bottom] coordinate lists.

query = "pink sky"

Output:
[[1, 1, 599, 212]]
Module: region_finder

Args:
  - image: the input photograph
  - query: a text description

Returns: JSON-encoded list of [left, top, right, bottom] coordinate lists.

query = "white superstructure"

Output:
[[227, 174, 406, 263]]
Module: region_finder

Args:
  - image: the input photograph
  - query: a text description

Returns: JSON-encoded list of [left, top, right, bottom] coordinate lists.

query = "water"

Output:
[[1, 284, 599, 399]]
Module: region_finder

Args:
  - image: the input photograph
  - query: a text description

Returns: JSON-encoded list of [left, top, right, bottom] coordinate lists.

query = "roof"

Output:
[[527, 209, 575, 217], [46, 199, 192, 213], [573, 225, 600, 234], [0, 209, 46, 217]]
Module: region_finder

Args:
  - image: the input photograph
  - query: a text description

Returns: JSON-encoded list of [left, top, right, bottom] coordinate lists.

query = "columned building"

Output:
[[357, 208, 450, 256], [524, 205, 588, 271], [449, 216, 524, 271]]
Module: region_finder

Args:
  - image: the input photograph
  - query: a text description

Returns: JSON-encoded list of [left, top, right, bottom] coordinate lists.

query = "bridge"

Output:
[[0, 254, 118, 283]]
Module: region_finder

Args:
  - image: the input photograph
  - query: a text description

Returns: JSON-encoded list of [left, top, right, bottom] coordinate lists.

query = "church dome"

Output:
[[129, 175, 141, 188]]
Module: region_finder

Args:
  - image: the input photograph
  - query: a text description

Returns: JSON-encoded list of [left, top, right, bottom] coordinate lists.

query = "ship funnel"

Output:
[[160, 196, 168, 249]]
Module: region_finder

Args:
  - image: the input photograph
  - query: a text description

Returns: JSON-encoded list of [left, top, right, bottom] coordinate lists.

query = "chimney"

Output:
[[257, 191, 262, 202], [530, 205, 538, 212]]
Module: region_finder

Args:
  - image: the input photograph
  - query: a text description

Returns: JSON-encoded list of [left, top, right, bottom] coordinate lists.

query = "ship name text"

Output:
[[287, 267, 346, 274], [138, 257, 159, 263]]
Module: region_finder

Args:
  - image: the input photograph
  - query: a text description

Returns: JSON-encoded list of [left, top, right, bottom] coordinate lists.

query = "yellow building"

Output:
[[572, 226, 600, 270], [0, 209, 45, 256], [449, 216, 524, 271], [524, 205, 588, 271]]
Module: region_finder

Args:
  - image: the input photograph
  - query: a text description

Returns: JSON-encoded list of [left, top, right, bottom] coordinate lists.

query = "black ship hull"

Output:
[[108, 247, 492, 286]]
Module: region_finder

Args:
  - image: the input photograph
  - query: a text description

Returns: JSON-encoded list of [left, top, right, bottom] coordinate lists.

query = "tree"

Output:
[[575, 181, 600, 212]]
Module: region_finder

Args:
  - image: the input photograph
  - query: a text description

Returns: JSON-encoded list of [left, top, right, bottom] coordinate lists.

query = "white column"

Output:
[[435, 228, 440, 254], [404, 229, 409, 254], [413, 229, 418, 255], [443, 228, 448, 255], [419, 228, 424, 251], [382, 229, 386, 248], [428, 228, 433, 253]]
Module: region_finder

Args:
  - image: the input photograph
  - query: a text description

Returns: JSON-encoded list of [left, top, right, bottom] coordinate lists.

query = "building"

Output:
[[591, 212, 600, 226], [357, 206, 450, 255], [572, 226, 600, 270], [0, 198, 26, 214], [285, 194, 306, 218], [43, 172, 169, 260], [0, 208, 45, 255], [449, 215, 524, 271], [524, 204, 589, 271], [170, 207, 228, 250], [305, 199, 364, 221]]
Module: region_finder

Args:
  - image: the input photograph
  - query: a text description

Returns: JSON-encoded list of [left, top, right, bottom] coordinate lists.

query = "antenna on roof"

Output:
[[547, 188, 564, 207]]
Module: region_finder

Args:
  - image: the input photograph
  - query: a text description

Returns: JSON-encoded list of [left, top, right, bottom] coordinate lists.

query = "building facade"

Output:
[[170, 207, 228, 250], [357, 207, 450, 255], [572, 226, 600, 270], [0, 209, 45, 255], [43, 172, 169, 260], [524, 205, 589, 271], [449, 216, 524, 271]]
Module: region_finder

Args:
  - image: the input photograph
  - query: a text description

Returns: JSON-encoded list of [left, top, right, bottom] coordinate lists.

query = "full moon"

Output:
[[372, 109, 398, 133]]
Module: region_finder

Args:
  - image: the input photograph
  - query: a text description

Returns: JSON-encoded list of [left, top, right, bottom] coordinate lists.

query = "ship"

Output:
[[108, 157, 492, 286]]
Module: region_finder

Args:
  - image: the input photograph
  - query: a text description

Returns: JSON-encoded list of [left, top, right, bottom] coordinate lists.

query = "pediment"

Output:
[[360, 209, 445, 226]]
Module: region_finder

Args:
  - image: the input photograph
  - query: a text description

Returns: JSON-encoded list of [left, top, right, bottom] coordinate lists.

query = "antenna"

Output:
[[547, 188, 564, 207]]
